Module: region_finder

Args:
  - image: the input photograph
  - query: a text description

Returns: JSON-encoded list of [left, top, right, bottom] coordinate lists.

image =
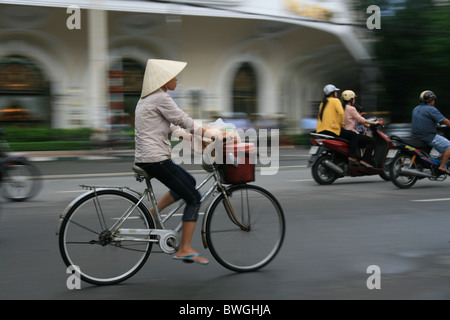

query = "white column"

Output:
[[87, 0, 108, 129]]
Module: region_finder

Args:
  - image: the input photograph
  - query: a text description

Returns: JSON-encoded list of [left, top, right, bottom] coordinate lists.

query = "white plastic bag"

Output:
[[205, 118, 241, 142], [196, 118, 241, 167]]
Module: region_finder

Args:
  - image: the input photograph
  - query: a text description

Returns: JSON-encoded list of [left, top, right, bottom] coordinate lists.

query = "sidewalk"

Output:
[[11, 149, 135, 162], [14, 145, 308, 162]]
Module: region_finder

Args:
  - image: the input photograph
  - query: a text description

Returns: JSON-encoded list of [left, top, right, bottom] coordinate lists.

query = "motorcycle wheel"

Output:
[[389, 153, 419, 189], [379, 164, 391, 181], [1, 160, 41, 201], [311, 155, 339, 185]]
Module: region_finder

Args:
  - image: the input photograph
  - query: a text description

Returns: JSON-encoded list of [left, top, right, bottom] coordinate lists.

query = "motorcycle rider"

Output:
[[411, 90, 450, 174], [342, 90, 380, 168], [316, 84, 359, 164]]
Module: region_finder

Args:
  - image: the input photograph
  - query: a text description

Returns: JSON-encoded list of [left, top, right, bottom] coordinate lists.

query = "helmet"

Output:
[[341, 90, 357, 101], [323, 84, 340, 96], [420, 90, 437, 103]]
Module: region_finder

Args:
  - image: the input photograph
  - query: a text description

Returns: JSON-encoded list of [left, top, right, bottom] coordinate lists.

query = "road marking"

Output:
[[41, 165, 308, 180], [42, 172, 132, 179], [411, 198, 450, 202], [279, 165, 307, 169], [160, 212, 205, 217]]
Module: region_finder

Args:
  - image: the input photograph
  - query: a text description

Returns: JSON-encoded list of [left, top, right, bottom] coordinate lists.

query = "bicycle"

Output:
[[56, 143, 285, 285], [0, 129, 41, 201]]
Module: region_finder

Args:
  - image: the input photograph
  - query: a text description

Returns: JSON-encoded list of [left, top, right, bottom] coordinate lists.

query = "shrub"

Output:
[[2, 126, 93, 142]]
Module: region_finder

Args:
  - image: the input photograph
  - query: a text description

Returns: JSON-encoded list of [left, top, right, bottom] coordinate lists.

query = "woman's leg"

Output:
[[177, 221, 208, 263], [357, 135, 376, 165], [136, 161, 207, 264], [149, 191, 175, 228], [339, 129, 359, 160]]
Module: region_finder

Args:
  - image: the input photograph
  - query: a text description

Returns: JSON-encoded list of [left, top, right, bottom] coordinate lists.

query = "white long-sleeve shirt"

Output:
[[134, 89, 199, 163]]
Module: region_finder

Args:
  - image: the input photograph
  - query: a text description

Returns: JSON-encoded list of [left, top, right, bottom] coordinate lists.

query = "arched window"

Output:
[[0, 55, 50, 125], [109, 58, 144, 127], [122, 58, 144, 126], [232, 62, 257, 115]]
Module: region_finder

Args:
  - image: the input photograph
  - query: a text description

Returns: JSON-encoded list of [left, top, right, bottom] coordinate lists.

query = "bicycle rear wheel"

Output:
[[204, 184, 285, 272], [58, 189, 154, 285]]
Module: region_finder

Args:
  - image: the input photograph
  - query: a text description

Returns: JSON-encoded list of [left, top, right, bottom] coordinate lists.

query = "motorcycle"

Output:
[[388, 126, 450, 189], [308, 123, 397, 185], [0, 131, 41, 201]]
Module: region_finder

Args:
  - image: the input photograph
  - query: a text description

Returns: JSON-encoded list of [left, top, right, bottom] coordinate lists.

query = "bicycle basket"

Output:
[[220, 142, 255, 184]]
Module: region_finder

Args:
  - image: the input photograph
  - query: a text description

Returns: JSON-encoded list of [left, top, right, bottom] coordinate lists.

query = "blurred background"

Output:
[[0, 0, 449, 150]]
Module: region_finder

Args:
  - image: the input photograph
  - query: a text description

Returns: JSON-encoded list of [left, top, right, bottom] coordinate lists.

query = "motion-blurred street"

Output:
[[1, 148, 450, 300]]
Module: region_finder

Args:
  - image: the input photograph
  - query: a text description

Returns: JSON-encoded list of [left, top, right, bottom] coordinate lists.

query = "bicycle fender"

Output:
[[55, 187, 138, 235], [200, 184, 248, 249], [201, 193, 220, 249]]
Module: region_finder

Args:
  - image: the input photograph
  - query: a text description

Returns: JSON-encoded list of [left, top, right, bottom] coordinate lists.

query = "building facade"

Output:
[[0, 0, 373, 132]]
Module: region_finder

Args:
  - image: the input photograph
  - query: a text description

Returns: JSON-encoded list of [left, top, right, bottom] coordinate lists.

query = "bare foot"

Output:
[[360, 160, 374, 168]]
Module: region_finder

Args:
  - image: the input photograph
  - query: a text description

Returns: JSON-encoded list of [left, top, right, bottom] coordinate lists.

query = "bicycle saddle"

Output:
[[132, 165, 153, 180]]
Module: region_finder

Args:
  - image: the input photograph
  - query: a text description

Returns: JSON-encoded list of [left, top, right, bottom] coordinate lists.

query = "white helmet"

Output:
[[323, 84, 340, 96]]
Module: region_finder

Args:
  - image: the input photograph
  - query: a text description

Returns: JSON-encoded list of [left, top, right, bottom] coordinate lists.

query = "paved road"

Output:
[[2, 155, 450, 301]]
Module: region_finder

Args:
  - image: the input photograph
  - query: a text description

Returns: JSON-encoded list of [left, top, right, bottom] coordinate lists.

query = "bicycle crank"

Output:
[[151, 229, 180, 254]]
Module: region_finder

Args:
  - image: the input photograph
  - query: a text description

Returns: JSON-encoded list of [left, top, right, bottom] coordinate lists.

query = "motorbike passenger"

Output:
[[342, 90, 380, 168], [411, 90, 450, 174], [316, 84, 359, 164]]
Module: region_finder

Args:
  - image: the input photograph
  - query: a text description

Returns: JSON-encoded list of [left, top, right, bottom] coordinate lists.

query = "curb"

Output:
[[16, 145, 309, 162], [11, 150, 135, 162], [30, 155, 135, 162]]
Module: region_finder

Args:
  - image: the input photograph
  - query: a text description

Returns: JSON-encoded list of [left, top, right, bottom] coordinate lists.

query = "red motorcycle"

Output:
[[308, 124, 397, 185]]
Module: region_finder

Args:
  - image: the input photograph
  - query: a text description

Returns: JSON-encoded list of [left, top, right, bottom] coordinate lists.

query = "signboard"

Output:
[[284, 0, 333, 21]]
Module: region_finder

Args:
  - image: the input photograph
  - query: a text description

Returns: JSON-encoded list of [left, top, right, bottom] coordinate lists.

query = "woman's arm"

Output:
[[349, 106, 377, 126]]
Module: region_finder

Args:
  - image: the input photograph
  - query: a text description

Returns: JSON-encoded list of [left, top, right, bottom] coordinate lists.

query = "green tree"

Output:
[[368, 0, 450, 122]]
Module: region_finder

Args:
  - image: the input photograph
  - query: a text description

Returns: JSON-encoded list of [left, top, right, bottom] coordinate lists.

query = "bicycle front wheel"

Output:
[[205, 184, 285, 272], [58, 189, 154, 285]]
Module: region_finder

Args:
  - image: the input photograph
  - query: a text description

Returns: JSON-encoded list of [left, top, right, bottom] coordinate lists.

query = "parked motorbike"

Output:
[[389, 126, 450, 189], [0, 131, 41, 201], [308, 123, 396, 185]]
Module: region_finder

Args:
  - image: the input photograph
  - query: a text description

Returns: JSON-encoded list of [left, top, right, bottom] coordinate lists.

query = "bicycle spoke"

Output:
[[93, 193, 108, 231], [61, 217, 100, 236], [66, 241, 99, 245]]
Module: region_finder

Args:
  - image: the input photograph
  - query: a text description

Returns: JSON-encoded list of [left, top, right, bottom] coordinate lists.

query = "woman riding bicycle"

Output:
[[134, 59, 212, 265]]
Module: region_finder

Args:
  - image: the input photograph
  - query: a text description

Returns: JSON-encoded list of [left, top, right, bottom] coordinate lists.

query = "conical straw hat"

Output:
[[141, 59, 187, 98]]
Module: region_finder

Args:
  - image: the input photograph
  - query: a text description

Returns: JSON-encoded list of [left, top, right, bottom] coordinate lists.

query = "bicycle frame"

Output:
[[56, 164, 241, 253]]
